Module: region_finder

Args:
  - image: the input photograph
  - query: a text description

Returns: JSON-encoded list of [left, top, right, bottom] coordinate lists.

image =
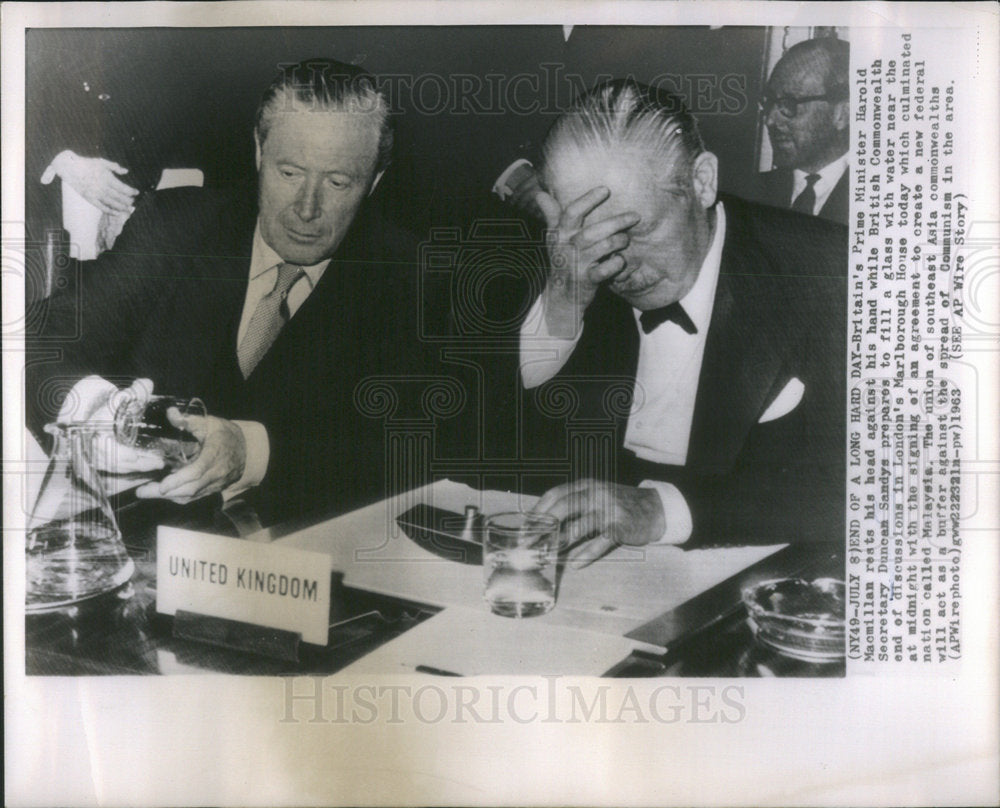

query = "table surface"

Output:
[[24, 482, 844, 677]]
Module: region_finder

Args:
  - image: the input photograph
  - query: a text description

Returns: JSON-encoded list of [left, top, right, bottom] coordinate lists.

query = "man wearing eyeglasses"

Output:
[[758, 37, 850, 225]]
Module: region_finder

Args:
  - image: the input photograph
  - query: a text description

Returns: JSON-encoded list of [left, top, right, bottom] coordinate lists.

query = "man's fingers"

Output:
[[152, 475, 214, 502], [535, 191, 562, 231], [588, 252, 628, 284], [153, 451, 210, 495], [136, 480, 209, 504], [568, 533, 617, 569], [531, 481, 572, 514], [170, 410, 208, 440], [135, 454, 213, 500], [561, 510, 603, 547], [110, 445, 165, 472], [537, 486, 596, 525], [579, 232, 630, 264], [92, 436, 165, 473], [532, 478, 592, 516], [574, 211, 640, 251], [562, 186, 610, 230]]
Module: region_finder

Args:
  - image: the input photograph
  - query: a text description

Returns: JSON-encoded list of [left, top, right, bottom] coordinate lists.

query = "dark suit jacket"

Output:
[[758, 166, 848, 226], [27, 186, 439, 525], [523, 195, 848, 547]]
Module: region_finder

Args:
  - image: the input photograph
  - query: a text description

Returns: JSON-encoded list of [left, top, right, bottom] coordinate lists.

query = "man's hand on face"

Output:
[[532, 478, 666, 569], [135, 412, 246, 504], [534, 187, 640, 337]]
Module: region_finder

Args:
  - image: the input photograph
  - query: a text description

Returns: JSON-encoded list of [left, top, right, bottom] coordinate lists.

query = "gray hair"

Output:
[[541, 79, 706, 188], [255, 58, 393, 173]]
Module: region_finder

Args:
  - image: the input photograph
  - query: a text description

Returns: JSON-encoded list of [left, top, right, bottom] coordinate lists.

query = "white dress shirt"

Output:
[[226, 225, 330, 498], [791, 153, 848, 216], [237, 225, 330, 346], [520, 203, 728, 545]]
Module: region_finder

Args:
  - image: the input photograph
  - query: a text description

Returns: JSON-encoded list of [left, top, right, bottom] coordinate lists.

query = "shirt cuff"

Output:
[[638, 480, 693, 545], [492, 158, 533, 200], [222, 420, 269, 502], [520, 293, 584, 389]]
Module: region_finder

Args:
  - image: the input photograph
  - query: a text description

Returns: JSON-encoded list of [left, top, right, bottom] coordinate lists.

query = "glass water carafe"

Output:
[[26, 424, 134, 611]]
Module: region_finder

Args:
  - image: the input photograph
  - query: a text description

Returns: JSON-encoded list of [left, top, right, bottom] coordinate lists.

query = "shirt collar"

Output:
[[678, 200, 726, 333], [793, 152, 849, 194], [631, 201, 725, 336], [249, 222, 331, 289]]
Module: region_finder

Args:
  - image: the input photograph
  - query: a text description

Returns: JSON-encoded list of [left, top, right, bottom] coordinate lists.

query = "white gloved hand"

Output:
[[41, 150, 139, 215], [57, 376, 164, 474]]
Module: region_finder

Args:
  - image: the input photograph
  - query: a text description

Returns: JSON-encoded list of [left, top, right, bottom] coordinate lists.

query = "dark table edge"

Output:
[[623, 542, 843, 650]]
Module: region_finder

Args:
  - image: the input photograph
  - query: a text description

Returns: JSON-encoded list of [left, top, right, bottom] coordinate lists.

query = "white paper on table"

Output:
[[275, 479, 785, 638], [341, 605, 663, 676]]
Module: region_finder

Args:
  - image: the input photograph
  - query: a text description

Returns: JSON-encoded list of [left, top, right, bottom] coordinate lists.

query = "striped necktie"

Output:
[[237, 262, 304, 378]]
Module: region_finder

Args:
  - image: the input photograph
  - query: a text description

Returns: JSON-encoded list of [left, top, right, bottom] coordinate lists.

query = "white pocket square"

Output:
[[759, 377, 804, 423]]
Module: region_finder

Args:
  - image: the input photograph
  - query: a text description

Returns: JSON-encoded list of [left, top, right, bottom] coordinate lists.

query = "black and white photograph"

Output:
[[3, 2, 998, 806]]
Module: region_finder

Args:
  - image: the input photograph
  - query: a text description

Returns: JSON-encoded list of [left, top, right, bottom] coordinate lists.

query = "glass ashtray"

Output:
[[742, 577, 845, 663]]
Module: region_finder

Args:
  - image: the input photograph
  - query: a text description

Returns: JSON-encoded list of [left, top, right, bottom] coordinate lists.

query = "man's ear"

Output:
[[691, 152, 718, 209], [368, 170, 385, 197], [254, 131, 262, 171], [832, 98, 850, 131]]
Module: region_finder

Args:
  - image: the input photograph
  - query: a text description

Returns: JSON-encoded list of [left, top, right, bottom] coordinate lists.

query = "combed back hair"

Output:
[[255, 58, 393, 173], [541, 79, 706, 188], [782, 37, 850, 98]]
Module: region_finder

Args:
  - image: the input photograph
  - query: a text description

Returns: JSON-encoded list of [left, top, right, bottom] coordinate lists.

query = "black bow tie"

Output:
[[639, 302, 698, 335]]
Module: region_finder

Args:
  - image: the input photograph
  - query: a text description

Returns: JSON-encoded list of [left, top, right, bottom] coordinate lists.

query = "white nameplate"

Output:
[[156, 527, 332, 645]]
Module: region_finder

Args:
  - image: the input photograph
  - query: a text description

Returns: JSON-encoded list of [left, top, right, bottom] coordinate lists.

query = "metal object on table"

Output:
[[395, 503, 483, 564]]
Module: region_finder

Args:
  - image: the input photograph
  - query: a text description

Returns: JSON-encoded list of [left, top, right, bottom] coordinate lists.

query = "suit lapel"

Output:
[[821, 170, 849, 223], [224, 209, 259, 353], [244, 212, 388, 380], [762, 167, 794, 208], [685, 211, 784, 473], [190, 198, 256, 395]]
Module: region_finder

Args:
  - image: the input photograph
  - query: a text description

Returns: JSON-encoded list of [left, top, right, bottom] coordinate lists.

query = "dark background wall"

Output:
[[26, 26, 770, 238]]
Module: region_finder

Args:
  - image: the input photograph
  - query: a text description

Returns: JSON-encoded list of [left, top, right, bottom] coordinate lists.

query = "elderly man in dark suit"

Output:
[[757, 37, 850, 225], [27, 59, 429, 524], [519, 79, 846, 565]]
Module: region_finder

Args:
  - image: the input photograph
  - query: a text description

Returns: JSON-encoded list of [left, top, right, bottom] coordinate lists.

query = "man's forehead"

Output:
[[770, 52, 830, 94], [264, 108, 379, 145], [550, 145, 683, 211], [262, 109, 380, 166]]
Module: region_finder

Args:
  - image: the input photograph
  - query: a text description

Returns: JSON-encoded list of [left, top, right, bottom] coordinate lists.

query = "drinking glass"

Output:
[[482, 511, 561, 618], [113, 395, 206, 468]]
